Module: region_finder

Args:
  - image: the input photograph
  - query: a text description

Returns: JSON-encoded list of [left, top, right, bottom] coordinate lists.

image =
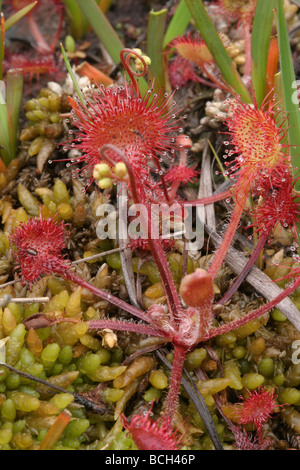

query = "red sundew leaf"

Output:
[[164, 164, 199, 184], [171, 32, 214, 68], [10, 214, 71, 286], [121, 407, 183, 450], [236, 387, 281, 442], [216, 0, 257, 23], [223, 96, 289, 192], [66, 80, 180, 199]]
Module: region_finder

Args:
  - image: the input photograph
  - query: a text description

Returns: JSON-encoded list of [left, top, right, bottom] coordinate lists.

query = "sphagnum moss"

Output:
[[0, 272, 299, 450]]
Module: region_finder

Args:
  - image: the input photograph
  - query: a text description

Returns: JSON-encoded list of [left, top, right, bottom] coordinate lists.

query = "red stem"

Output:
[[204, 274, 300, 341], [100, 144, 183, 323], [208, 189, 249, 280], [202, 63, 231, 94], [65, 269, 150, 324], [120, 49, 147, 97], [168, 148, 188, 201], [26, 13, 52, 54], [218, 230, 269, 305], [163, 345, 187, 423], [88, 318, 169, 339], [180, 189, 232, 206]]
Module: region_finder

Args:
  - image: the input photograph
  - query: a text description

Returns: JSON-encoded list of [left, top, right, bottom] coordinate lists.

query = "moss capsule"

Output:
[[278, 387, 300, 405], [6, 324, 26, 365], [196, 377, 231, 396], [184, 348, 207, 371], [224, 360, 243, 390], [65, 287, 82, 317], [249, 337, 265, 355], [11, 432, 33, 449], [257, 357, 274, 378], [143, 387, 162, 402], [10, 391, 40, 412], [78, 352, 102, 375], [41, 343, 61, 372], [65, 418, 90, 438], [58, 345, 73, 366], [216, 331, 237, 347], [232, 345, 246, 359], [53, 179, 69, 204], [149, 370, 168, 389], [49, 393, 74, 410], [5, 373, 21, 390], [90, 365, 127, 382], [241, 373, 265, 390], [57, 203, 73, 221], [113, 356, 156, 389], [1, 399, 16, 421], [0, 428, 12, 445], [271, 308, 287, 322], [101, 388, 125, 403]]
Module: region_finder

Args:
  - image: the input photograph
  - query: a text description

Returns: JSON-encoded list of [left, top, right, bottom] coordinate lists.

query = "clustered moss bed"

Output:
[[1, 0, 300, 452]]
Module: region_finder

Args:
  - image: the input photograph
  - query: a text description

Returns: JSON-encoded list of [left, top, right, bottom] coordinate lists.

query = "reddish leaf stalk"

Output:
[[163, 345, 187, 422], [204, 274, 300, 341], [208, 186, 250, 280], [88, 318, 169, 339], [218, 229, 269, 305], [120, 48, 147, 97], [64, 268, 152, 325], [181, 189, 233, 206], [167, 135, 193, 201], [99, 144, 182, 323]]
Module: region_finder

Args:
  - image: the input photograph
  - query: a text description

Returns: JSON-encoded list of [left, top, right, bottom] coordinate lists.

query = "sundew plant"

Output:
[[0, 0, 300, 452]]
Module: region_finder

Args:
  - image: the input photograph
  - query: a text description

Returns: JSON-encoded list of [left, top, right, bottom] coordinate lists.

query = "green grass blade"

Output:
[[61, 0, 89, 39], [75, 0, 124, 65], [4, 1, 37, 32], [276, 0, 300, 191], [251, 0, 276, 106], [0, 109, 11, 165], [0, 86, 12, 166], [0, 13, 4, 80], [147, 9, 168, 94], [74, 0, 148, 94], [184, 0, 252, 103], [5, 69, 23, 160], [163, 0, 191, 48], [60, 43, 85, 105]]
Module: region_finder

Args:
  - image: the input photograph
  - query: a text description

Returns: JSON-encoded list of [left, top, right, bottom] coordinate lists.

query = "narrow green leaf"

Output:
[[147, 9, 168, 94], [75, 0, 124, 65], [5, 69, 23, 160], [208, 140, 228, 180], [163, 0, 191, 48], [0, 102, 12, 166], [251, 0, 276, 106], [60, 43, 85, 106], [184, 0, 252, 103], [61, 0, 89, 39], [74, 0, 148, 94], [275, 0, 300, 191], [0, 12, 4, 80], [4, 1, 37, 32]]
